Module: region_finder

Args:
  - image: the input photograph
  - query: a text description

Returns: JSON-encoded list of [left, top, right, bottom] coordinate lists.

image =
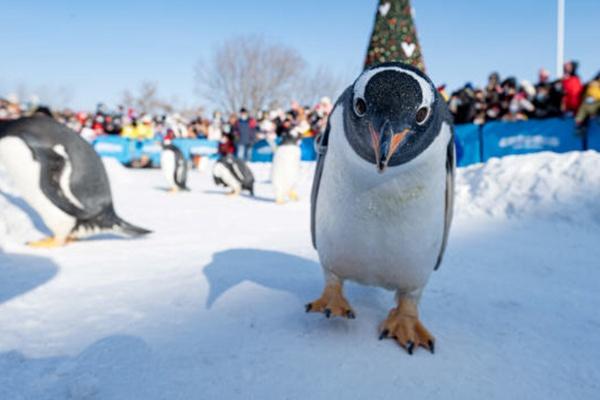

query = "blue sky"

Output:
[[1, 0, 599, 110]]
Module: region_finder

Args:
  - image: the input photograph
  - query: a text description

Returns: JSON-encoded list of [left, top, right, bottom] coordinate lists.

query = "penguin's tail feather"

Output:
[[73, 206, 152, 238], [114, 216, 152, 237]]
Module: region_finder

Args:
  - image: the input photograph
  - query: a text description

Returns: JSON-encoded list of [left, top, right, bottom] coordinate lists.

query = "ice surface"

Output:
[[1, 152, 599, 399]]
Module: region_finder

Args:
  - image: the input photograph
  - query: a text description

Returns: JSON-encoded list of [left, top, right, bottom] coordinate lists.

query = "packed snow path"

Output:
[[1, 152, 599, 399]]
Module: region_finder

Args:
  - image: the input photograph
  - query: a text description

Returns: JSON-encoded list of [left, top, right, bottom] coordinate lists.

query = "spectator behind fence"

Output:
[[533, 68, 563, 119], [575, 72, 600, 132], [234, 108, 256, 161], [562, 61, 584, 114]]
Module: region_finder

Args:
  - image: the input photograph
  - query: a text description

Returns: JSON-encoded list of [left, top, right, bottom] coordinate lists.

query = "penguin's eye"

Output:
[[416, 106, 430, 124], [354, 98, 367, 117]]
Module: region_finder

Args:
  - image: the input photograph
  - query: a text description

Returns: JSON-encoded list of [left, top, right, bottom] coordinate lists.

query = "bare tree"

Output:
[[293, 66, 349, 106], [195, 35, 306, 113], [122, 81, 173, 114]]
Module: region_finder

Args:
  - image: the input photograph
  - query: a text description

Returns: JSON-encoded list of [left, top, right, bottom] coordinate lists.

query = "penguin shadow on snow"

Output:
[[153, 186, 192, 193], [201, 190, 274, 203], [0, 251, 58, 303], [0, 191, 51, 235], [202, 249, 391, 313]]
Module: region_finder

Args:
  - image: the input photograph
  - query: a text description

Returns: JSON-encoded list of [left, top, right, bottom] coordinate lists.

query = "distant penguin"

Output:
[[212, 154, 254, 196], [0, 116, 151, 247], [271, 131, 301, 204], [307, 62, 455, 355], [160, 135, 189, 192]]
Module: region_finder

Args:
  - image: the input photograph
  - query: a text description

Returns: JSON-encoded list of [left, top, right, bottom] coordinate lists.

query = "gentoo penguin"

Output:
[[271, 131, 301, 204], [160, 136, 189, 192], [307, 62, 455, 355], [0, 116, 151, 247], [212, 154, 255, 196]]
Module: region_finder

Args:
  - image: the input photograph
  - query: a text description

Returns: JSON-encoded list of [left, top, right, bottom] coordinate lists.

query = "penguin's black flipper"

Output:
[[34, 145, 95, 219], [311, 89, 349, 249], [434, 127, 455, 271], [310, 125, 329, 250]]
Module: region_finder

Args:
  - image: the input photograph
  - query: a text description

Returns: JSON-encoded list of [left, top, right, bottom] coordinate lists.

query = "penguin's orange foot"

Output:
[[379, 298, 434, 355], [305, 281, 355, 319], [168, 187, 179, 193], [226, 190, 240, 197], [27, 236, 68, 248]]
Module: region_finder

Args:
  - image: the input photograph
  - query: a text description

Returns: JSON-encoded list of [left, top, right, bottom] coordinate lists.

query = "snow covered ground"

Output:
[[1, 151, 599, 399]]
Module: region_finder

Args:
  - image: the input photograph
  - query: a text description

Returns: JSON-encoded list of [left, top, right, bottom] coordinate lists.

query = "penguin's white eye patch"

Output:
[[415, 106, 430, 125], [354, 97, 367, 117]]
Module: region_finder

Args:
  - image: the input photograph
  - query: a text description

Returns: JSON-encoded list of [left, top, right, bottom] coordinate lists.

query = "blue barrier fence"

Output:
[[588, 118, 600, 152], [93, 118, 591, 167]]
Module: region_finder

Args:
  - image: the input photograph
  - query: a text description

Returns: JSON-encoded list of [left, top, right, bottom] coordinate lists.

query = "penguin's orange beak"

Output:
[[369, 123, 410, 173]]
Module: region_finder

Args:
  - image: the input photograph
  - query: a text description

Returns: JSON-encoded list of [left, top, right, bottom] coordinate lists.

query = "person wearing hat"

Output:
[[233, 108, 256, 161]]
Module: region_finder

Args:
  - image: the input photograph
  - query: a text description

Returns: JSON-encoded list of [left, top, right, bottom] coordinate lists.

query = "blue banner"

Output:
[[587, 119, 600, 152], [300, 137, 317, 161], [454, 124, 481, 166], [251, 139, 276, 162], [92, 135, 133, 164], [93, 136, 220, 166], [482, 117, 582, 161]]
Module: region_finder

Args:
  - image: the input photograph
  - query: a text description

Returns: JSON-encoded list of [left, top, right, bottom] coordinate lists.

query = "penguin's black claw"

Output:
[[428, 340, 435, 354], [324, 309, 332, 318], [379, 329, 389, 340], [346, 310, 356, 319], [305, 303, 312, 313], [406, 341, 414, 355]]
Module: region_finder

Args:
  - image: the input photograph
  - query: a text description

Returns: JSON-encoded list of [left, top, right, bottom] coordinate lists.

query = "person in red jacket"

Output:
[[561, 61, 584, 114]]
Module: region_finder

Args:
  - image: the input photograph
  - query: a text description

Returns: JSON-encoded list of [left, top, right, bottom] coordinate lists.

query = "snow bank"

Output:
[[456, 151, 600, 225]]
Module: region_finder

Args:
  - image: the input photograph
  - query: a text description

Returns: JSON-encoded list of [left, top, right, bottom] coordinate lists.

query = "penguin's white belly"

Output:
[[161, 150, 176, 187], [0, 136, 75, 237], [271, 144, 300, 196], [315, 121, 450, 292]]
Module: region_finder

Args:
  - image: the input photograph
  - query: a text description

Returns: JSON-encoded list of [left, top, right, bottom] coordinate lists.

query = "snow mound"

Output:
[[456, 151, 600, 225]]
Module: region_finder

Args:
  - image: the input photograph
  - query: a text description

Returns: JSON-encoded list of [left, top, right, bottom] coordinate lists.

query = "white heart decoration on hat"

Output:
[[401, 42, 416, 57], [379, 2, 391, 16]]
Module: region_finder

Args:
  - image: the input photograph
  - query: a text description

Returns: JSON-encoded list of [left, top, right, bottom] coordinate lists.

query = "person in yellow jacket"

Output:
[[121, 115, 155, 140], [136, 115, 155, 139], [576, 73, 600, 128]]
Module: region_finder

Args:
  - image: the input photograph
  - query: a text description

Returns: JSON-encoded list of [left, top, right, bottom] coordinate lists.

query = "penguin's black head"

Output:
[[343, 62, 443, 173]]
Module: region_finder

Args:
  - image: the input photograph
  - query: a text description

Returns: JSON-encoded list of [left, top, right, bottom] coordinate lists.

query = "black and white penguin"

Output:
[[271, 131, 301, 204], [160, 136, 189, 192], [0, 116, 151, 247], [307, 62, 455, 355], [212, 154, 255, 196]]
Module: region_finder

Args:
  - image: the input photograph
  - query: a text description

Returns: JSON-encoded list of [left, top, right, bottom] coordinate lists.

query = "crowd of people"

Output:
[[2, 59, 599, 156], [0, 96, 334, 161], [444, 61, 600, 133]]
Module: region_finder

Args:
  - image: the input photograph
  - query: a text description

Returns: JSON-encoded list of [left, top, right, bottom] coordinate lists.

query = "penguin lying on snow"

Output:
[[160, 135, 189, 192], [271, 131, 301, 204], [307, 62, 455, 355], [0, 116, 151, 247], [212, 154, 255, 196]]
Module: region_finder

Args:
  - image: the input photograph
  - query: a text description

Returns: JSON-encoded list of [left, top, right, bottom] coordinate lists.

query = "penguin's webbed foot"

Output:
[[27, 236, 69, 248], [305, 281, 355, 319], [379, 298, 435, 355]]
